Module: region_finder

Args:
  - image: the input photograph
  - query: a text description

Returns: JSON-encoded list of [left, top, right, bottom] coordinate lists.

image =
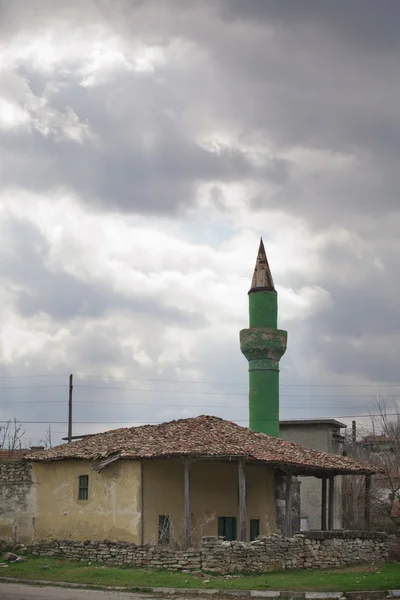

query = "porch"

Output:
[[139, 456, 374, 547]]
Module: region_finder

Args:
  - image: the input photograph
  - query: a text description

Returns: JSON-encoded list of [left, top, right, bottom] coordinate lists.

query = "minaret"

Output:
[[240, 239, 287, 437]]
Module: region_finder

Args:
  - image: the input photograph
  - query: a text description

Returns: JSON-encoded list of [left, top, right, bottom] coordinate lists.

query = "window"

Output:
[[158, 515, 171, 545], [78, 475, 89, 500], [250, 519, 260, 542], [218, 516, 237, 541]]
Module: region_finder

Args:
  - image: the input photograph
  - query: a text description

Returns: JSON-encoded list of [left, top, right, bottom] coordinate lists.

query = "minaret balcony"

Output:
[[240, 327, 287, 364]]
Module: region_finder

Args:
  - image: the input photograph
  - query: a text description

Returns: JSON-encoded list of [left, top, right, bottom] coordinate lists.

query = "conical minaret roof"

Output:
[[249, 238, 275, 294]]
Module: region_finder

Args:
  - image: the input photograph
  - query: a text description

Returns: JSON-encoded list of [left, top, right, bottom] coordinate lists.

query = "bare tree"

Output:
[[0, 418, 26, 457], [172, 511, 216, 550], [343, 399, 400, 535], [366, 399, 400, 532], [41, 425, 53, 449], [0, 420, 10, 451], [149, 512, 216, 549]]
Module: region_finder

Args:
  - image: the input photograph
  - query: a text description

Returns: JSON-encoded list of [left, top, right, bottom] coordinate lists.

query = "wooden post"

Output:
[[140, 459, 144, 545], [238, 458, 247, 542], [364, 474, 371, 530], [351, 420, 357, 527], [328, 476, 335, 530], [321, 477, 327, 530], [68, 374, 73, 443], [184, 459, 191, 548], [285, 471, 293, 537]]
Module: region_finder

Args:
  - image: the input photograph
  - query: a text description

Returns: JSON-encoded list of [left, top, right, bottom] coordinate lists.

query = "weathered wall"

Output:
[[0, 461, 35, 543], [143, 459, 276, 544], [31, 458, 276, 545], [32, 460, 141, 543], [280, 423, 343, 530], [27, 531, 388, 573]]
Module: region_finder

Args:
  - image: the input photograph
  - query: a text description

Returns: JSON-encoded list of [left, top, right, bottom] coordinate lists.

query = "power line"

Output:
[[0, 382, 398, 395], [0, 400, 395, 410], [0, 385, 67, 390], [1, 393, 399, 406], [0, 374, 69, 379], [1, 372, 400, 388], [74, 385, 400, 398], [76, 374, 400, 388], [15, 428, 67, 434], [0, 383, 398, 398], [0, 413, 397, 425], [75, 385, 246, 395], [77, 374, 249, 385]]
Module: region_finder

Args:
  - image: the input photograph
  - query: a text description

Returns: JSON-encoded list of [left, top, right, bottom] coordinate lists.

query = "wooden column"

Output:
[[285, 471, 293, 537], [321, 477, 327, 530], [238, 458, 247, 542], [140, 459, 144, 545], [364, 474, 371, 530], [328, 476, 335, 530], [184, 459, 191, 548], [351, 420, 358, 528]]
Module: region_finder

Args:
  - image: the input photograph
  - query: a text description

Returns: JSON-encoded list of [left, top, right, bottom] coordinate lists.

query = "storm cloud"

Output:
[[0, 0, 399, 444]]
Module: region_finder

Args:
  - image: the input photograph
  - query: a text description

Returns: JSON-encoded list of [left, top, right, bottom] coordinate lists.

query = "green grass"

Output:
[[1, 556, 400, 591]]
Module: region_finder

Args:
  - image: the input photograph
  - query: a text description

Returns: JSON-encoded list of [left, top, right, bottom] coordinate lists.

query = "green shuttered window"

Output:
[[250, 518, 260, 541], [78, 475, 89, 500], [218, 516, 237, 541]]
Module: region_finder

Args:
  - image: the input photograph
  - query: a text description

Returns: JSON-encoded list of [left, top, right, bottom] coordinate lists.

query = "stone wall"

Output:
[[29, 539, 202, 570], [0, 461, 34, 543], [202, 532, 388, 573], [27, 531, 388, 574]]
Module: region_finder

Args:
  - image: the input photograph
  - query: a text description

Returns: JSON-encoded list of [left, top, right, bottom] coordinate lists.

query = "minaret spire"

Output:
[[249, 238, 275, 293], [240, 239, 287, 437]]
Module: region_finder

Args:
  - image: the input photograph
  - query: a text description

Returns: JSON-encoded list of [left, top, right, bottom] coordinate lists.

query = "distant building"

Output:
[[359, 435, 393, 452], [280, 419, 346, 530]]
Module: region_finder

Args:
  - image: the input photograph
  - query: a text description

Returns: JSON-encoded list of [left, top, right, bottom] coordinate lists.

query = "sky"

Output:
[[0, 0, 399, 446]]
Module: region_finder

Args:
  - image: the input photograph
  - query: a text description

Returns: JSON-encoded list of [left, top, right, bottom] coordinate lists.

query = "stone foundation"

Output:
[[27, 531, 388, 573]]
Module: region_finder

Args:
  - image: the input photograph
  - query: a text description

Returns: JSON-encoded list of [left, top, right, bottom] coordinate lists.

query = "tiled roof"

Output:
[[0, 448, 32, 460], [280, 419, 347, 428], [26, 415, 377, 475], [362, 435, 392, 444]]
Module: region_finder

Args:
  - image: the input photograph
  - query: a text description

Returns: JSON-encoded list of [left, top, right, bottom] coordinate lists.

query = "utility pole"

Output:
[[351, 420, 357, 527], [352, 420, 357, 451], [68, 374, 73, 443]]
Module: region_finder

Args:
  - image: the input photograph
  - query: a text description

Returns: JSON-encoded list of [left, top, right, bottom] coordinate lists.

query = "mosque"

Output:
[[3, 242, 375, 545]]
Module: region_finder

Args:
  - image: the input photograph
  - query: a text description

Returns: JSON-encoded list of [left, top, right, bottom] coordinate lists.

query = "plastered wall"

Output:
[[32, 460, 141, 542], [5, 458, 276, 545], [143, 458, 276, 544]]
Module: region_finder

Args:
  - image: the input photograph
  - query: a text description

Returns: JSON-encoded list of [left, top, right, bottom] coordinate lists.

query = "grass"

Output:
[[1, 556, 400, 591]]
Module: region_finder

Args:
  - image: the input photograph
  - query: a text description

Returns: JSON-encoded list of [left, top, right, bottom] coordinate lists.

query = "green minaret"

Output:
[[240, 239, 287, 437]]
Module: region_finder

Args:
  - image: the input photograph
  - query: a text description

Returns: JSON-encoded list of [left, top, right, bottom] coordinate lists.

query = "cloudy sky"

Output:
[[0, 0, 399, 446]]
